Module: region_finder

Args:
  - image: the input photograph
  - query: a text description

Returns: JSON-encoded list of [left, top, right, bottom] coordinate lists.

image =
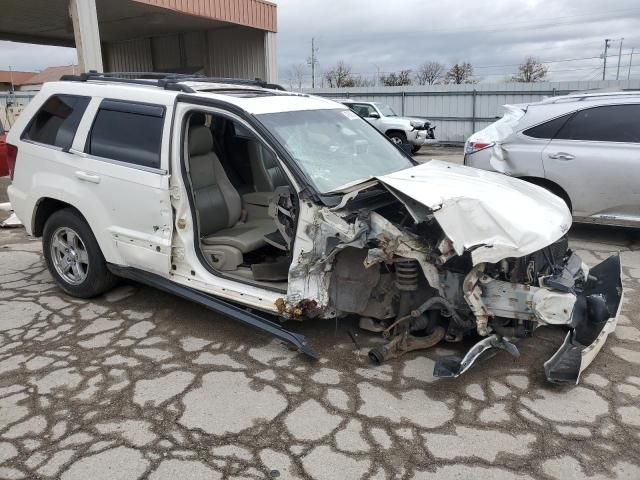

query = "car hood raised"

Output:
[[376, 160, 571, 264]]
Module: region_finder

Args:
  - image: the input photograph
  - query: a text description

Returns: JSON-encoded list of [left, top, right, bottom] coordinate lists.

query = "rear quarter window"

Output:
[[86, 100, 165, 169], [555, 104, 640, 143], [22, 94, 90, 149], [522, 113, 573, 139]]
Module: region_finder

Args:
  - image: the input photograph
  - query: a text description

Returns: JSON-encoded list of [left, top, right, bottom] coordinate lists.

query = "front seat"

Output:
[[188, 124, 274, 256], [247, 141, 288, 192]]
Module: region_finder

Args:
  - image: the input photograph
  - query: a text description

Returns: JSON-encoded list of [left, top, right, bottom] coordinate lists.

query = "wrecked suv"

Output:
[[7, 73, 622, 383]]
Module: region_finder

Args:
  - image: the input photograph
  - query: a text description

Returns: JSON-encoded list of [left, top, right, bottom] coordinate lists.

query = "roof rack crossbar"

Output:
[[60, 72, 197, 93], [60, 71, 285, 92]]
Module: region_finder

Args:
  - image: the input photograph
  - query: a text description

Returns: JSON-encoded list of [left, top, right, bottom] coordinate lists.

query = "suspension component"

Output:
[[394, 258, 419, 291]]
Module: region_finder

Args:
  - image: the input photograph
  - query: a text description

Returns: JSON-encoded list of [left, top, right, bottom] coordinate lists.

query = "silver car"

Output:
[[464, 91, 640, 227]]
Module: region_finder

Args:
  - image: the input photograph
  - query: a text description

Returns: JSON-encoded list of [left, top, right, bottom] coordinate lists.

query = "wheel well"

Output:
[[385, 129, 407, 139], [33, 198, 78, 237], [518, 177, 572, 212]]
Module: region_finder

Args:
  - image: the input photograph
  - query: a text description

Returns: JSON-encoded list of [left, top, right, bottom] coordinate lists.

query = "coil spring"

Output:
[[395, 258, 419, 291]]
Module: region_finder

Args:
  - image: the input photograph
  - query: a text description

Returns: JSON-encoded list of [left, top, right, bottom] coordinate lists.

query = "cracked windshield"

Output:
[[258, 108, 413, 193]]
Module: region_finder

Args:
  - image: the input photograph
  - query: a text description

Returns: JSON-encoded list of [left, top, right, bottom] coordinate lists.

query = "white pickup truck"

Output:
[[340, 99, 435, 154]]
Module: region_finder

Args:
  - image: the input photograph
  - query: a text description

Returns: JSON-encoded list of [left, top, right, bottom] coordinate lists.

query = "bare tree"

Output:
[[323, 61, 356, 88], [416, 61, 445, 85], [288, 63, 307, 91], [444, 62, 475, 84], [380, 70, 413, 86], [512, 56, 548, 82]]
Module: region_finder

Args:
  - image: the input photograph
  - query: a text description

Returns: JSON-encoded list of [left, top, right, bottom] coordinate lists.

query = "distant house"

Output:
[[18, 65, 80, 91], [0, 70, 37, 91]]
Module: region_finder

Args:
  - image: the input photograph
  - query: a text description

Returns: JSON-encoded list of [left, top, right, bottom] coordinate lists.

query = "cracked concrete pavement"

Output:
[[0, 177, 639, 479]]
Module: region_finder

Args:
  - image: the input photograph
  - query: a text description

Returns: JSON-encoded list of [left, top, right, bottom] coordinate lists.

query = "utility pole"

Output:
[[307, 37, 319, 89], [602, 38, 611, 80], [616, 38, 624, 80], [629, 47, 635, 80], [8, 65, 14, 94]]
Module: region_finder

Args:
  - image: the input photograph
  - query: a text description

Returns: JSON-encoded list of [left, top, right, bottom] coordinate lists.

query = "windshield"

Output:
[[376, 103, 397, 117], [257, 109, 413, 193]]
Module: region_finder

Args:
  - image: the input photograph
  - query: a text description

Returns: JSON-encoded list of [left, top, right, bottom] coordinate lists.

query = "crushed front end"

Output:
[[282, 161, 623, 383]]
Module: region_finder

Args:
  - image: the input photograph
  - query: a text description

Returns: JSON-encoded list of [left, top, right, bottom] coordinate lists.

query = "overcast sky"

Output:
[[1, 0, 639, 86], [276, 0, 640, 85]]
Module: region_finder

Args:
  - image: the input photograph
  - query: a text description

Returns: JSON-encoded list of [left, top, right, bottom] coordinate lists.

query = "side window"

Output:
[[350, 103, 377, 117], [555, 104, 640, 143], [522, 113, 572, 139], [23, 95, 90, 149], [86, 100, 165, 169]]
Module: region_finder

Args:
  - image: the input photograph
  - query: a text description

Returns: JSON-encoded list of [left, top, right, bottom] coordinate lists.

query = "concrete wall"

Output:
[[104, 26, 274, 81], [305, 80, 640, 143]]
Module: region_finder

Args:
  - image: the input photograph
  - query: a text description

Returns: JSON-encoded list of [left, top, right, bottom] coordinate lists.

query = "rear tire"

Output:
[[411, 145, 421, 154], [42, 208, 117, 298]]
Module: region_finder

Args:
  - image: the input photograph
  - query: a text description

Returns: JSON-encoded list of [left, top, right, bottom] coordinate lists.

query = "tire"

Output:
[[411, 145, 421, 155], [387, 132, 407, 146], [42, 208, 117, 298]]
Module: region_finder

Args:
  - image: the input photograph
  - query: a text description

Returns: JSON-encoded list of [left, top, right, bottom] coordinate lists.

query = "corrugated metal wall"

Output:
[[306, 80, 640, 143], [132, 0, 277, 32], [106, 38, 154, 72], [207, 27, 265, 80], [104, 26, 269, 80]]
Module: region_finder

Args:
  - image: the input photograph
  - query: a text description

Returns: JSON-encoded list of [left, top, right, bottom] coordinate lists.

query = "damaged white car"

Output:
[[7, 74, 623, 384]]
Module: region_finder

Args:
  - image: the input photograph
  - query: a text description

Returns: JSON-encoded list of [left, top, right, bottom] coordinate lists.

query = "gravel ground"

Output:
[[0, 167, 639, 479]]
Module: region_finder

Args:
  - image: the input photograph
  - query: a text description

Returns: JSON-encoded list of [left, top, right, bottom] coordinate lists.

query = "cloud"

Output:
[[0, 0, 638, 85], [275, 0, 640, 85]]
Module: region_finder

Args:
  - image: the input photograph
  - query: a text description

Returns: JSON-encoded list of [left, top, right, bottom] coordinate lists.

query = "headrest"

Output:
[[190, 112, 207, 126], [188, 125, 213, 156]]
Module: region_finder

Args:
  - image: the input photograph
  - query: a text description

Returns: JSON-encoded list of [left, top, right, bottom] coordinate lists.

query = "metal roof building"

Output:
[[0, 0, 278, 82]]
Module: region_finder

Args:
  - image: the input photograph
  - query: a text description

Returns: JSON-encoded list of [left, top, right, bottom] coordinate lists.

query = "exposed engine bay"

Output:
[[275, 161, 623, 384]]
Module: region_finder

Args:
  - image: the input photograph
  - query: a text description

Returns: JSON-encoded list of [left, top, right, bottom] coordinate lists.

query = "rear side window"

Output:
[[522, 113, 572, 139], [87, 100, 165, 169], [555, 104, 640, 143], [350, 103, 377, 117], [23, 95, 90, 149]]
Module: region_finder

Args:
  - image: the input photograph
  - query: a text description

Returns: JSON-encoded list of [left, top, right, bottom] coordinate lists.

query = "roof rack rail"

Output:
[[60, 71, 286, 92]]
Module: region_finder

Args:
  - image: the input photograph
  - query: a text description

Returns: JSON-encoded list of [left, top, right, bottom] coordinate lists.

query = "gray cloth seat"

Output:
[[188, 124, 273, 254]]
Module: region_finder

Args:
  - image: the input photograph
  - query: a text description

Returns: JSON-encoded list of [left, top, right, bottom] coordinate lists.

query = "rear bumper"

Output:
[[6, 184, 32, 235], [544, 254, 624, 383]]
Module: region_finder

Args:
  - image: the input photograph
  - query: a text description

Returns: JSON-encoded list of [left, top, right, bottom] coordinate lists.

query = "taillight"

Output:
[[465, 141, 494, 154], [7, 144, 17, 180]]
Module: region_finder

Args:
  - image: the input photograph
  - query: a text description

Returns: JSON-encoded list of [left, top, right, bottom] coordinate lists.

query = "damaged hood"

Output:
[[376, 160, 571, 264]]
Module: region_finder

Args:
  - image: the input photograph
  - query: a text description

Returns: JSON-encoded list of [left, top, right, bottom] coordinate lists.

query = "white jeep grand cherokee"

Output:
[[5, 73, 623, 383]]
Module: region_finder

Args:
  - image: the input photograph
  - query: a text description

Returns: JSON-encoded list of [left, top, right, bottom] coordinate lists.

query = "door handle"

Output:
[[548, 152, 575, 160], [75, 171, 101, 184]]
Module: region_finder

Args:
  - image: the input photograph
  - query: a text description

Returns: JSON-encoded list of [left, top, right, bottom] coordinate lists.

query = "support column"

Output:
[[69, 0, 104, 73], [264, 32, 278, 83]]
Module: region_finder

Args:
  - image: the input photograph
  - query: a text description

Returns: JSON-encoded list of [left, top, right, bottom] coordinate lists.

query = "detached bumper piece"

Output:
[[433, 334, 520, 378], [433, 254, 623, 383], [544, 254, 623, 383]]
